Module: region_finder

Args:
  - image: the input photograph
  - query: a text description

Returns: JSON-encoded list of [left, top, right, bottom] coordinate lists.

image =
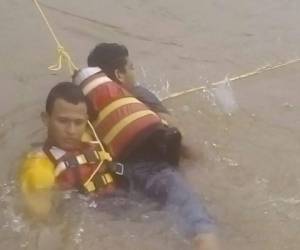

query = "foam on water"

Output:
[[211, 78, 238, 115]]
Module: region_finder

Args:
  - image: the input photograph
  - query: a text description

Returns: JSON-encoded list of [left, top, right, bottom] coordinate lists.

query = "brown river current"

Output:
[[1, 0, 300, 249]]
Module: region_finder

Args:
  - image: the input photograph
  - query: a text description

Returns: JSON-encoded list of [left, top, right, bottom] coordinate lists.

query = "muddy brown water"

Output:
[[1, 0, 300, 249]]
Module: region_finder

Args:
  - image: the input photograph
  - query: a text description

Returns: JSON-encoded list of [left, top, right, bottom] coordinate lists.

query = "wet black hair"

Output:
[[45, 82, 96, 120], [87, 43, 129, 82]]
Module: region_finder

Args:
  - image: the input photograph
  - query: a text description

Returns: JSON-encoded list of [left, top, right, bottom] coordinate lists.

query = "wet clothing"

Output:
[[124, 161, 216, 237], [21, 82, 215, 237], [79, 74, 167, 161], [20, 150, 56, 193], [119, 86, 216, 237], [126, 85, 182, 165], [20, 144, 115, 195], [130, 85, 169, 114], [21, 144, 215, 237]]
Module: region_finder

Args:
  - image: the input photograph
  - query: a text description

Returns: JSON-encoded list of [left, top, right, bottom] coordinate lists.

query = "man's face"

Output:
[[43, 98, 88, 150], [117, 57, 136, 89]]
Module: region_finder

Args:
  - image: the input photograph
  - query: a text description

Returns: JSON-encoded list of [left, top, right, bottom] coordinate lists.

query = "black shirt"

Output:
[[130, 85, 169, 114]]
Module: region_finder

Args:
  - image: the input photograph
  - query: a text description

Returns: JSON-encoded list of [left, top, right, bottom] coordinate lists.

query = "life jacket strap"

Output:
[[84, 172, 114, 193], [43, 145, 116, 193], [54, 149, 106, 177]]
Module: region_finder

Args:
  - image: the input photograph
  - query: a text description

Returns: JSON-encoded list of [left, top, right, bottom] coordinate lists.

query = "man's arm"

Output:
[[20, 154, 55, 219], [157, 111, 197, 161], [130, 85, 170, 114], [131, 85, 197, 161], [130, 85, 184, 128]]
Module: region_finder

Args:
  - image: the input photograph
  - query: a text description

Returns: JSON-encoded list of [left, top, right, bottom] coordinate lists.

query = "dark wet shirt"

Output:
[[130, 85, 169, 114], [124, 85, 181, 165]]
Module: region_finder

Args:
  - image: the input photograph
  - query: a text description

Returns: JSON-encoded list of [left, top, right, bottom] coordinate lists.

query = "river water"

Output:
[[1, 0, 300, 249]]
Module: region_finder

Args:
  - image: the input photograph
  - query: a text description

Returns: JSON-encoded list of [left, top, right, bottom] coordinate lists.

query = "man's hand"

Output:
[[158, 112, 199, 162]]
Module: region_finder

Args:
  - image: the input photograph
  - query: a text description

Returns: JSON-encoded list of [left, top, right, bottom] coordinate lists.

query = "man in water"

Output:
[[72, 42, 220, 250], [20, 79, 219, 249], [20, 82, 117, 218]]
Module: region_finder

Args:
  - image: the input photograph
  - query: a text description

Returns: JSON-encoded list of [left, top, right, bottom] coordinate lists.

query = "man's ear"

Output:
[[114, 69, 124, 84], [41, 112, 49, 126]]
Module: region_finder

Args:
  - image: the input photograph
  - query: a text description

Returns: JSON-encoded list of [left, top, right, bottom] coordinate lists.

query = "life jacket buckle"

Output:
[[113, 162, 124, 175]]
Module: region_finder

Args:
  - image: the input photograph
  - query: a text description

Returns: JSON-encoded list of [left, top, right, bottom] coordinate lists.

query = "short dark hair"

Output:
[[45, 82, 89, 115], [87, 43, 129, 81]]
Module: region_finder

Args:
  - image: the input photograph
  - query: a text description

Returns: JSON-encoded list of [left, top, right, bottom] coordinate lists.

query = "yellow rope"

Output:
[[31, 1, 300, 170], [84, 160, 104, 187], [84, 121, 112, 188], [87, 121, 112, 163], [32, 0, 110, 164], [48, 46, 78, 74], [162, 58, 300, 101], [32, 0, 78, 74], [33, 0, 300, 103]]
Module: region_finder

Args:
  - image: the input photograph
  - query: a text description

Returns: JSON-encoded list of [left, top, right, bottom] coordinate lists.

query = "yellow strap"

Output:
[[95, 97, 142, 125], [103, 110, 157, 144], [81, 122, 111, 191], [84, 181, 96, 192], [103, 173, 113, 184], [97, 151, 112, 162], [84, 173, 113, 192]]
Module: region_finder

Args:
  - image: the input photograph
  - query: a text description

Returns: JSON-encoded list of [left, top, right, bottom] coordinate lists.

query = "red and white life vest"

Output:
[[80, 72, 164, 159]]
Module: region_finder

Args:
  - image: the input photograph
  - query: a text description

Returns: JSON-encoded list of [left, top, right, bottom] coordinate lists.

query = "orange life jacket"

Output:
[[81, 72, 164, 160], [43, 143, 115, 194]]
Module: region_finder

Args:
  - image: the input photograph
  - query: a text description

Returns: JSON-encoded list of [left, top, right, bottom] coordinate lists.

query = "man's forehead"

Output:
[[52, 98, 87, 115]]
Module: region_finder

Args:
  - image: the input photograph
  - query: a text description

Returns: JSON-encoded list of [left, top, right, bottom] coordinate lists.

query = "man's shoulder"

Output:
[[20, 147, 56, 191], [131, 85, 169, 114], [22, 147, 54, 172], [131, 85, 159, 102], [25, 147, 46, 159]]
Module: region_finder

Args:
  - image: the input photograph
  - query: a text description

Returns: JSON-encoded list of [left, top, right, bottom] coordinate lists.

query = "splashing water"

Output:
[[210, 77, 238, 115]]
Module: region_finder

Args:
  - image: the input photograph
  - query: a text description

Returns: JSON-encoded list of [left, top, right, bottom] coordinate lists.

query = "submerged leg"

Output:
[[128, 161, 219, 249]]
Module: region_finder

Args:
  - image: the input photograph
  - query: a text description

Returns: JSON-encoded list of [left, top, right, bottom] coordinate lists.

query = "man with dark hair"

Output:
[[73, 43, 220, 250], [87, 43, 130, 83], [20, 82, 117, 218], [87, 43, 170, 114]]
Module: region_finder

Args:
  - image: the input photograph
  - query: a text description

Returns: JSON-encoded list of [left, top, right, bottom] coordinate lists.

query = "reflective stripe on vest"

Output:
[[84, 77, 163, 158], [93, 94, 161, 157], [103, 109, 157, 144], [94, 96, 158, 144], [95, 97, 141, 124], [82, 75, 112, 95]]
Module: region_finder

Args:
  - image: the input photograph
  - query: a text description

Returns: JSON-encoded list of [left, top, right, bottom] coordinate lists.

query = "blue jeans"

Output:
[[125, 161, 216, 238]]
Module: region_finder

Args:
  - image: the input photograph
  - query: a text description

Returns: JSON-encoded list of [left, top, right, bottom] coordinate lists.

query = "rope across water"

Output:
[[32, 0, 300, 101]]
